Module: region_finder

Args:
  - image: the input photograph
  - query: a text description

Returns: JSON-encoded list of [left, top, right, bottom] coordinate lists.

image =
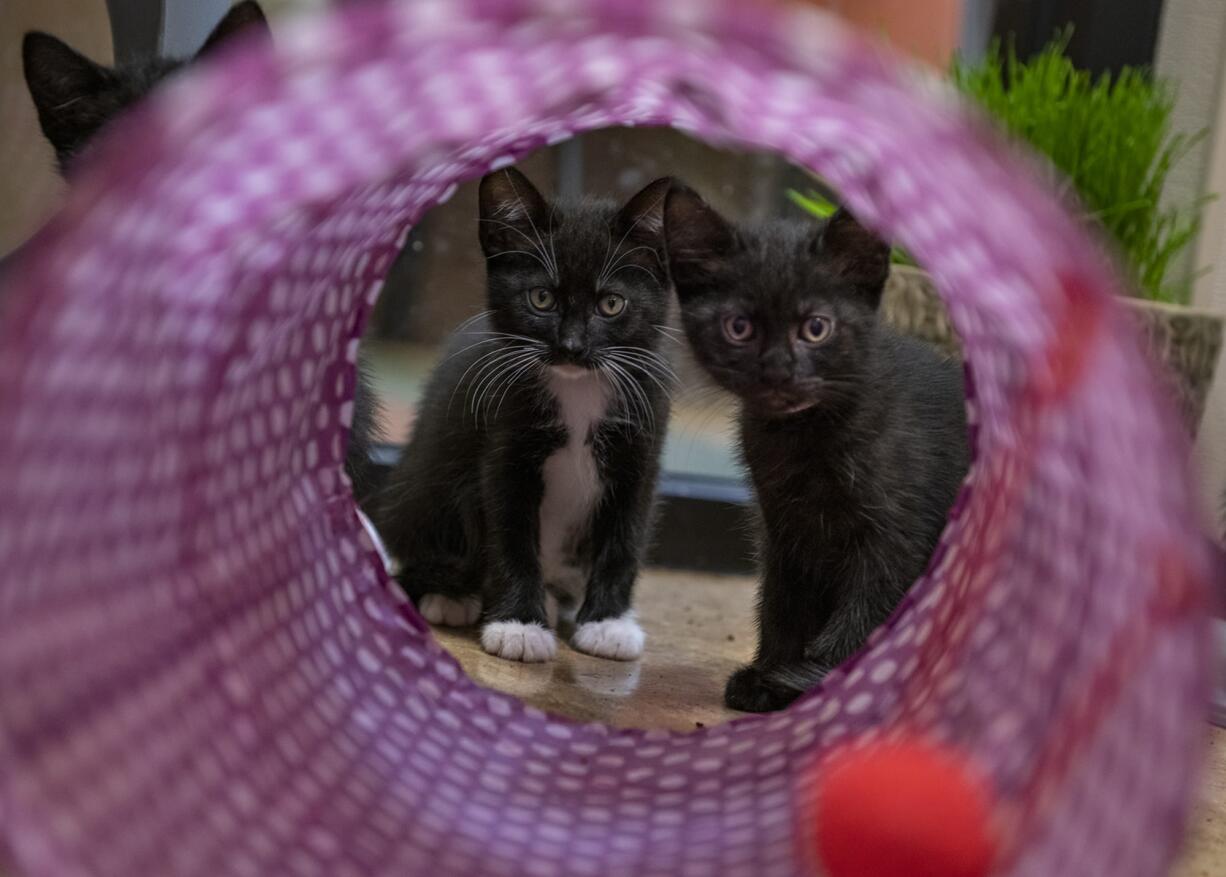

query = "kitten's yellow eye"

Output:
[[527, 287, 556, 311], [598, 293, 626, 317], [799, 315, 833, 344]]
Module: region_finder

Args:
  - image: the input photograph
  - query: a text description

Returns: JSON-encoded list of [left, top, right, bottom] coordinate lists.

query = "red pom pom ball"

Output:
[[812, 737, 998, 877]]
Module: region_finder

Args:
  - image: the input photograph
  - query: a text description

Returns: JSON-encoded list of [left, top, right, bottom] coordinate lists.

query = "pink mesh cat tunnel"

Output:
[[0, 1, 1221, 875]]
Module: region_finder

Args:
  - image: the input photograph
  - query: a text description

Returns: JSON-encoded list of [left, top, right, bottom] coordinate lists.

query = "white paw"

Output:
[[571, 613, 645, 661], [481, 621, 557, 663], [419, 594, 482, 627]]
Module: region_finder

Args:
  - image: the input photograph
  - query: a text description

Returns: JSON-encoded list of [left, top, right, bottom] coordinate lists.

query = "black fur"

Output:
[[376, 168, 673, 653], [21, 3, 385, 507], [666, 185, 969, 712], [22, 1, 269, 172]]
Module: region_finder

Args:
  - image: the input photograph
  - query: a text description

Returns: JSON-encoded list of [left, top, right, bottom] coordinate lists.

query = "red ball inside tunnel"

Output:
[[812, 738, 997, 877]]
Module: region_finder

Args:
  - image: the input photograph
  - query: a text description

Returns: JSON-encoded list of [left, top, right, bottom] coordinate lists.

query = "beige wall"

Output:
[[0, 1, 112, 255], [0, 1, 321, 257], [1196, 77, 1226, 534], [1156, 0, 1226, 530]]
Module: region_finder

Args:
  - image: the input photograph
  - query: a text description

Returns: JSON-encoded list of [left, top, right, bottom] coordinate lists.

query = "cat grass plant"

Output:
[[793, 32, 1208, 304]]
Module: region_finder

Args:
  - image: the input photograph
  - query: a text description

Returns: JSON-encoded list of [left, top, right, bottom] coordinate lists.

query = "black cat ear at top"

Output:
[[21, 32, 104, 103], [818, 207, 891, 300], [477, 167, 552, 257], [21, 33, 109, 161], [663, 183, 738, 292], [614, 176, 673, 244], [197, 0, 271, 59]]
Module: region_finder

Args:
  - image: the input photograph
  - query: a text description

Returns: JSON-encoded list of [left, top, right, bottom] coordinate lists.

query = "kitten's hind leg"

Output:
[[396, 555, 483, 628], [419, 593, 482, 627]]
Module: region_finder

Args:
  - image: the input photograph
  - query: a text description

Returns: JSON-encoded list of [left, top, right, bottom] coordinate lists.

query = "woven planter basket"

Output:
[[885, 265, 1224, 432]]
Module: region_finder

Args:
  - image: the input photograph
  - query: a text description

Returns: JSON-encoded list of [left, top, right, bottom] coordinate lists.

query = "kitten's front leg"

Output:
[[724, 662, 827, 713], [570, 430, 655, 661], [803, 572, 903, 673], [480, 432, 557, 663], [725, 548, 831, 712]]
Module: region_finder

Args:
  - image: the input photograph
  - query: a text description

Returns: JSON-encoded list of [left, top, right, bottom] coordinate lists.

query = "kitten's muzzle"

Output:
[[556, 327, 589, 358], [550, 364, 591, 379], [551, 336, 591, 369], [756, 388, 818, 416], [548, 344, 595, 377]]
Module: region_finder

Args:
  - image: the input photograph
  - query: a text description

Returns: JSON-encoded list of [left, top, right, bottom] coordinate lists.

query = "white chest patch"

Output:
[[538, 368, 608, 604]]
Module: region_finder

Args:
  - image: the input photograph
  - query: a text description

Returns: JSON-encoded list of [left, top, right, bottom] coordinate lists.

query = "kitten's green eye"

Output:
[[527, 287, 556, 312], [799, 315, 833, 344], [597, 293, 626, 317]]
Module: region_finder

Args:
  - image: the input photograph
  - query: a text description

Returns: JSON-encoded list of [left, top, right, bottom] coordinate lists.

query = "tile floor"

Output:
[[431, 567, 1226, 875]]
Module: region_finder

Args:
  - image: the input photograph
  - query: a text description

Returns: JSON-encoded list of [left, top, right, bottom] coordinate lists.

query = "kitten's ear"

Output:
[[478, 167, 551, 256], [664, 183, 737, 294], [614, 176, 672, 246], [22, 32, 109, 163], [818, 208, 891, 303], [197, 1, 270, 59]]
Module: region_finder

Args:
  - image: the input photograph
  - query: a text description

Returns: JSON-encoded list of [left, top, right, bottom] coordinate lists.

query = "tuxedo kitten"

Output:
[[665, 187, 969, 712], [376, 168, 674, 663], [22, 2, 385, 507]]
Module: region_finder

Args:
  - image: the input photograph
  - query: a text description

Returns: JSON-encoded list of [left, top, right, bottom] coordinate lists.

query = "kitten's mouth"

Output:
[[550, 364, 592, 380], [757, 392, 818, 416]]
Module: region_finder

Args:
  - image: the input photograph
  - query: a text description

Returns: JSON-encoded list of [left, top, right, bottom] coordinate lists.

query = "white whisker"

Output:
[[438, 336, 508, 366], [605, 263, 661, 285], [602, 358, 655, 434], [486, 248, 555, 275], [470, 349, 540, 424], [599, 187, 668, 287], [606, 352, 674, 398], [448, 345, 527, 414], [499, 171, 558, 280], [602, 346, 680, 384], [599, 243, 663, 288], [452, 308, 494, 333], [598, 362, 635, 428], [479, 217, 558, 281], [467, 331, 546, 346], [546, 204, 559, 281], [460, 346, 534, 412], [493, 355, 545, 420]]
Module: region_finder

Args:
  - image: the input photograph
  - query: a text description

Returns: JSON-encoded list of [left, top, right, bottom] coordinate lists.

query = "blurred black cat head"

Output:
[[478, 167, 674, 379], [664, 184, 891, 418], [22, 1, 269, 172]]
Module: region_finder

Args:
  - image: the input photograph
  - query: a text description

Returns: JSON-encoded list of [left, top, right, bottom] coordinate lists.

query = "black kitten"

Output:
[[665, 187, 969, 712], [23, 1, 269, 172], [376, 168, 674, 663], [21, 2, 385, 508]]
